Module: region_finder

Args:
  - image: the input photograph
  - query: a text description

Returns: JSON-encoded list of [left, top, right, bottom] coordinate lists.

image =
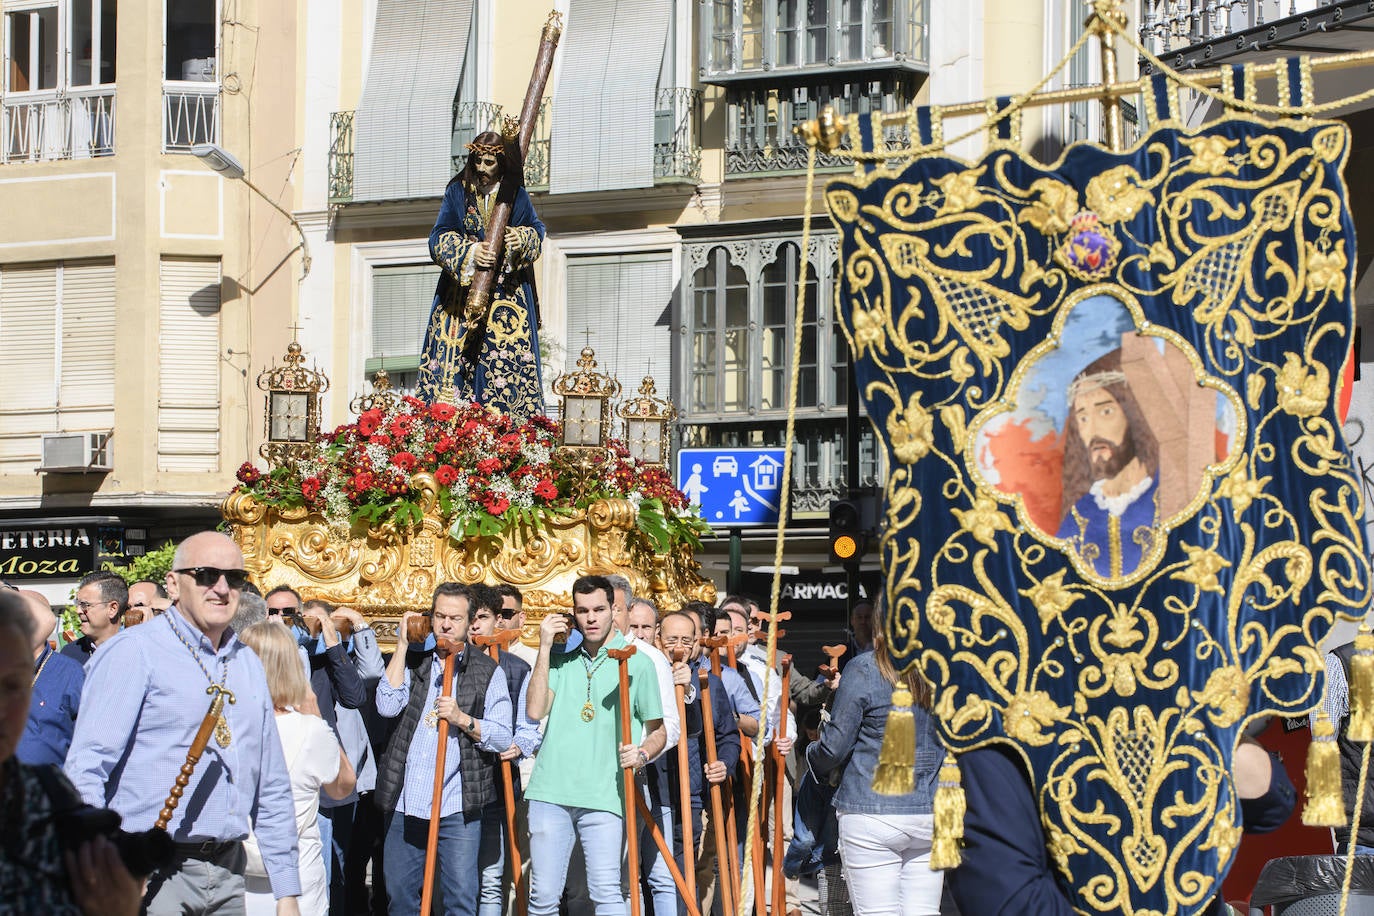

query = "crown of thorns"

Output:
[[1066, 369, 1128, 405], [465, 139, 505, 156]]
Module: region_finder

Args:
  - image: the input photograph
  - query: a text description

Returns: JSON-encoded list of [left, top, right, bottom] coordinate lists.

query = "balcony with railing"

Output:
[[725, 77, 912, 176], [163, 83, 220, 153], [702, 0, 929, 83], [0, 88, 116, 163], [329, 88, 702, 204], [1139, 0, 1374, 68]]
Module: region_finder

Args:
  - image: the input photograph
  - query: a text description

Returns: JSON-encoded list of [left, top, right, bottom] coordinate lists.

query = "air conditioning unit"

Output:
[[39, 432, 113, 473]]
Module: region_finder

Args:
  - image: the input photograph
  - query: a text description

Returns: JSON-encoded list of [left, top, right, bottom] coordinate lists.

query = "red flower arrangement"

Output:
[[233, 398, 706, 552]]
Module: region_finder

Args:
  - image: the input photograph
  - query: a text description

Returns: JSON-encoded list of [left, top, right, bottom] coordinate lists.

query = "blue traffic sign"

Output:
[[676, 447, 786, 528]]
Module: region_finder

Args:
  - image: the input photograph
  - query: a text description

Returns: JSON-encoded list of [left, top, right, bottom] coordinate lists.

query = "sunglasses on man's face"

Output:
[[174, 567, 251, 590], [498, 609, 516, 619]]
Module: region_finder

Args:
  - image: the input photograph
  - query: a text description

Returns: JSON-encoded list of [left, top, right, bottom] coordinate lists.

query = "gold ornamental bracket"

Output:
[[349, 368, 400, 416], [257, 338, 329, 467], [617, 375, 677, 466], [795, 0, 1374, 157]]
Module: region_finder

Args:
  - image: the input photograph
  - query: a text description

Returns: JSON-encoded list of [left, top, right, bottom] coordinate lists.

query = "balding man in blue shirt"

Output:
[[65, 531, 302, 916]]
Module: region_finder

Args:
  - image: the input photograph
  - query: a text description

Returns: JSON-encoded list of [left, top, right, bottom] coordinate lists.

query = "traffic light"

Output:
[[829, 494, 877, 565]]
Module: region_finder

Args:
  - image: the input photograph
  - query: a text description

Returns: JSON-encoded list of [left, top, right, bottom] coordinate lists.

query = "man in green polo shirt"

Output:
[[525, 574, 666, 916]]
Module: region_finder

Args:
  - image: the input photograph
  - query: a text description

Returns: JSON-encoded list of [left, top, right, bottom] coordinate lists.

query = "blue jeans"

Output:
[[477, 802, 506, 916], [384, 810, 483, 916], [785, 770, 839, 878], [320, 801, 355, 914], [528, 800, 626, 916], [641, 803, 676, 916]]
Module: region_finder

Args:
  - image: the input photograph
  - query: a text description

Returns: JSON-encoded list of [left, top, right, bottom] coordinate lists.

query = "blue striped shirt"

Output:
[[376, 650, 512, 818], [64, 608, 302, 898]]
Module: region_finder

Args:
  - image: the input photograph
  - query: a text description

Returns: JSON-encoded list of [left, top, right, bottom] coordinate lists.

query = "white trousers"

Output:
[[836, 812, 943, 916]]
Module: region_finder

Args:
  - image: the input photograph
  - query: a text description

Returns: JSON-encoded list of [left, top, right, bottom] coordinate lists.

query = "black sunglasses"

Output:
[[174, 567, 251, 590], [498, 608, 516, 619]]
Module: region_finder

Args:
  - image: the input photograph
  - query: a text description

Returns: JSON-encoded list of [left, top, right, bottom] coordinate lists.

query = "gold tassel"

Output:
[[871, 685, 916, 795], [1303, 712, 1347, 827], [929, 753, 966, 871], [1348, 627, 1374, 742]]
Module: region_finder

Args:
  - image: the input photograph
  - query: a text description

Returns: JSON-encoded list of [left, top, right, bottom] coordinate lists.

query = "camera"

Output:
[[54, 804, 176, 877]]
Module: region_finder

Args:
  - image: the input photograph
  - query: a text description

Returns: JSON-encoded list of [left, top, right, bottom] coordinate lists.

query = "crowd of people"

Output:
[[0, 528, 1313, 916], [0, 529, 954, 916]]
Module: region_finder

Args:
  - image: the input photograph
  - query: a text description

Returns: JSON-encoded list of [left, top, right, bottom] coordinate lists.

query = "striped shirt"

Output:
[[64, 608, 302, 898]]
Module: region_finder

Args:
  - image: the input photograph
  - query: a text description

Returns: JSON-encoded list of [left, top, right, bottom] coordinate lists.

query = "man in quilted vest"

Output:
[[375, 583, 513, 916]]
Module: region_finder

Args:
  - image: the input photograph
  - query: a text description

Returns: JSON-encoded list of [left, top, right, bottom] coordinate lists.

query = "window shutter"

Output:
[[370, 264, 437, 372], [550, 0, 672, 194], [158, 257, 221, 472], [0, 264, 58, 471], [353, 0, 475, 201], [59, 259, 116, 430], [565, 253, 673, 396]]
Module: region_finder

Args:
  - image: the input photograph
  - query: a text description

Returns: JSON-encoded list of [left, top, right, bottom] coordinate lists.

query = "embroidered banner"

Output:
[[828, 112, 1371, 912]]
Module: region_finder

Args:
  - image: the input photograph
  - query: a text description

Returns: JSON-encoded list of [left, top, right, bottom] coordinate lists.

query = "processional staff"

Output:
[[420, 634, 464, 916], [697, 667, 737, 916], [473, 627, 529, 916], [156, 683, 236, 831], [607, 645, 643, 916], [701, 633, 744, 907]]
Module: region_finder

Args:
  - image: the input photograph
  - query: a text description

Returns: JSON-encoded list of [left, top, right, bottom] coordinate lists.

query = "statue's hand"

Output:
[[474, 241, 497, 268]]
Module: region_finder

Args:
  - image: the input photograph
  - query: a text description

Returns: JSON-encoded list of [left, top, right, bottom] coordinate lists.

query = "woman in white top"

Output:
[[240, 619, 357, 916]]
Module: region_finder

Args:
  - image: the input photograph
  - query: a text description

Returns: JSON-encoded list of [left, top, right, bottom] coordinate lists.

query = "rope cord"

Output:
[[734, 142, 819, 916]]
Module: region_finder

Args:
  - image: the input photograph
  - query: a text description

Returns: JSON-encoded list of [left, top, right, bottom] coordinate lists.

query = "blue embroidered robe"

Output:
[[416, 179, 545, 420], [1056, 476, 1160, 579]]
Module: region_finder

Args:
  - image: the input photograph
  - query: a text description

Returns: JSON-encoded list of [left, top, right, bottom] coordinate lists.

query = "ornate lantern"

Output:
[[257, 340, 329, 466], [553, 346, 621, 450], [349, 369, 400, 416], [617, 375, 676, 466]]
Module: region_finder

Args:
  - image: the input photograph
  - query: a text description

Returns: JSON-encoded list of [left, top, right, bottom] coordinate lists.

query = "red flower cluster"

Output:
[[233, 396, 701, 549]]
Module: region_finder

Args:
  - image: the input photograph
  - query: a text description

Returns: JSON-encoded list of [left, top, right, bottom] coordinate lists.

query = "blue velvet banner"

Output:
[[828, 110, 1371, 912]]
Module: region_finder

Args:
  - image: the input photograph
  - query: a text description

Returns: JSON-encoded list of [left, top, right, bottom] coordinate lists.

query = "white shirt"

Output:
[[741, 642, 797, 745], [624, 631, 679, 760]]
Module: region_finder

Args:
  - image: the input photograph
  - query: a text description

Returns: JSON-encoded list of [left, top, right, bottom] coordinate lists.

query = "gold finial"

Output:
[[543, 10, 564, 41], [795, 105, 848, 153], [501, 115, 519, 143]]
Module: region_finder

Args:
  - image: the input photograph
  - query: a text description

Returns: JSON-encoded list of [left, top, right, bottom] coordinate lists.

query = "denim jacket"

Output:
[[805, 651, 941, 815]]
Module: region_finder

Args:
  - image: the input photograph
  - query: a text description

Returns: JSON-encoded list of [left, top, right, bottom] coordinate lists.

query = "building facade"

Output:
[[0, 0, 1369, 604]]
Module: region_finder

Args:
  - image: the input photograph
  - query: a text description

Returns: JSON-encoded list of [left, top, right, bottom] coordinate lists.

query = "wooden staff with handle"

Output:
[[701, 635, 743, 905], [607, 645, 643, 916], [461, 11, 563, 336], [632, 791, 703, 916], [419, 637, 463, 916], [722, 630, 765, 916], [473, 628, 528, 916], [669, 647, 697, 905], [156, 684, 235, 831], [697, 656, 738, 916], [771, 654, 792, 916], [818, 644, 847, 681]]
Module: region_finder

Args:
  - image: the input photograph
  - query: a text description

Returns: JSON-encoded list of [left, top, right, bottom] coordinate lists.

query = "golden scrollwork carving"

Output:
[[224, 475, 716, 646]]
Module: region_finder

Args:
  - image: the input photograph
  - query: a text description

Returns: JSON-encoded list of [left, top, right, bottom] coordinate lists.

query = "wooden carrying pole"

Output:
[[771, 655, 792, 916], [463, 11, 562, 323], [698, 653, 738, 916], [156, 685, 234, 831], [473, 628, 527, 916], [633, 791, 704, 916], [671, 648, 697, 904], [702, 634, 744, 903], [420, 641, 462, 916], [608, 645, 643, 916]]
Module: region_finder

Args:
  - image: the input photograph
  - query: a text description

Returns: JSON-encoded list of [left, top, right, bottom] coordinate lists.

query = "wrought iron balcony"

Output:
[[328, 111, 354, 206], [1, 88, 115, 163], [1139, 0, 1374, 67], [725, 78, 912, 176], [329, 89, 702, 203], [701, 0, 929, 83], [163, 83, 220, 153]]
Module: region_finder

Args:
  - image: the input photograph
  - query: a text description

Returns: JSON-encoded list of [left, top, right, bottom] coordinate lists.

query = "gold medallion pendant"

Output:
[[215, 713, 232, 748], [580, 703, 595, 722], [424, 707, 440, 729]]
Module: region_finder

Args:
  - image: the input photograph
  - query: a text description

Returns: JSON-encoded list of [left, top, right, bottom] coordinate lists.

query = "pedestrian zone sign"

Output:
[[675, 447, 786, 528]]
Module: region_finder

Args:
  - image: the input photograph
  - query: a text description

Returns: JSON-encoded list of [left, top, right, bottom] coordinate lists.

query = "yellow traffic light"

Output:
[[832, 533, 859, 560]]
